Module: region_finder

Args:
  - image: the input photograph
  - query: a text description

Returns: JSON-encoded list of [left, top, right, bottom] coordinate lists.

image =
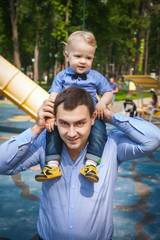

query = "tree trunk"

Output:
[[65, 0, 70, 36], [133, 30, 141, 74], [133, 2, 143, 74], [105, 62, 109, 79], [33, 40, 39, 83], [108, 42, 113, 77], [144, 27, 150, 75], [54, 58, 58, 79], [64, 0, 70, 69], [9, 0, 21, 69]]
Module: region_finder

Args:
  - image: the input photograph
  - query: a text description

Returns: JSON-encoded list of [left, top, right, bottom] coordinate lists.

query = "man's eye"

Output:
[[77, 122, 84, 126], [60, 122, 68, 126]]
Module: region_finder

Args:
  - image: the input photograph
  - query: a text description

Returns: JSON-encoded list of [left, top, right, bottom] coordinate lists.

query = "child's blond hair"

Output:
[[64, 31, 97, 52]]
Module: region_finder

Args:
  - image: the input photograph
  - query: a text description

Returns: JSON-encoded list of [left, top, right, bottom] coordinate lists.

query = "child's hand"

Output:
[[103, 107, 114, 123], [95, 101, 106, 120], [46, 117, 56, 132]]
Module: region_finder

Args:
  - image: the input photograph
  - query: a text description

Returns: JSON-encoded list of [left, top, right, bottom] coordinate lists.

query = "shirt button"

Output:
[[72, 185, 75, 189], [70, 205, 74, 209], [70, 226, 72, 229], [31, 141, 33, 144]]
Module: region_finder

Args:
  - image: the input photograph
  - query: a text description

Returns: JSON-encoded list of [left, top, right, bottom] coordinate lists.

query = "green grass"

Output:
[[115, 90, 154, 101]]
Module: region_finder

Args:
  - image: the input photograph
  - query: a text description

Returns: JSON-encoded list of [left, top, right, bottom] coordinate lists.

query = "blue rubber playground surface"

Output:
[[0, 101, 160, 240]]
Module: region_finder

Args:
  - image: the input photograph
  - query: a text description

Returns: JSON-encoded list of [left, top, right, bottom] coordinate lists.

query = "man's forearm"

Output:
[[0, 128, 38, 174], [111, 113, 160, 162], [31, 123, 45, 135], [103, 108, 114, 123]]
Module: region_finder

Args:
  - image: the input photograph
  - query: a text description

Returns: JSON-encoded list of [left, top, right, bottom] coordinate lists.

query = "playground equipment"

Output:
[[123, 74, 160, 106], [123, 75, 160, 124], [0, 55, 49, 120], [123, 75, 160, 89]]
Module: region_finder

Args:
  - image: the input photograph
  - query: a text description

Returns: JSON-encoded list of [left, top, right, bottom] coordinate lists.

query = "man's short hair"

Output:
[[54, 87, 95, 117]]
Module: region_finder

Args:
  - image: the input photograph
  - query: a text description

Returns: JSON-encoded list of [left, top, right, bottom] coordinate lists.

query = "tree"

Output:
[[0, 1, 13, 61], [147, 0, 160, 76], [0, 0, 159, 82], [9, 0, 22, 69], [64, 0, 70, 69]]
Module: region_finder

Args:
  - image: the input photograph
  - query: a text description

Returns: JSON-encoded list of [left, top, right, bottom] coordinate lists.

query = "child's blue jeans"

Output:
[[46, 119, 108, 164]]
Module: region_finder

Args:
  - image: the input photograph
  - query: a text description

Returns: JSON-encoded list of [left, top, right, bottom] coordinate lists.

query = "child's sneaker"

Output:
[[80, 164, 99, 183], [35, 165, 62, 182]]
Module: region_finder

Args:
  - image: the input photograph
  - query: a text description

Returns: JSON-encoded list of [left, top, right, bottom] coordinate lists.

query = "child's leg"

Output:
[[35, 126, 63, 182], [86, 119, 107, 164], [45, 127, 63, 164], [80, 119, 108, 183]]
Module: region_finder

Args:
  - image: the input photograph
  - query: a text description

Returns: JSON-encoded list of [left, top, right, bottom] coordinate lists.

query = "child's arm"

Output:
[[46, 92, 59, 131], [49, 92, 59, 101], [96, 91, 113, 120]]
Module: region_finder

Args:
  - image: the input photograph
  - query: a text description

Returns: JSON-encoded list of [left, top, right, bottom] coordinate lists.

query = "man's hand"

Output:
[[103, 107, 114, 123], [31, 99, 55, 135]]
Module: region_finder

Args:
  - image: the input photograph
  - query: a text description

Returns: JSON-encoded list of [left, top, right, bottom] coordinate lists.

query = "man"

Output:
[[0, 87, 160, 240], [109, 77, 119, 111]]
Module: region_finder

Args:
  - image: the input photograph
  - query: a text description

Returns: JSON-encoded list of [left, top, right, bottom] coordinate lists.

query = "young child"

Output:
[[35, 31, 113, 183]]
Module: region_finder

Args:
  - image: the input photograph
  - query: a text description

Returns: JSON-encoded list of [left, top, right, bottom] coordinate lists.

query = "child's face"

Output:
[[65, 37, 95, 74]]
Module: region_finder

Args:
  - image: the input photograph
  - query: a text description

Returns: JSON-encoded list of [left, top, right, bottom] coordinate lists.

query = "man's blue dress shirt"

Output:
[[49, 66, 112, 106], [0, 114, 160, 240]]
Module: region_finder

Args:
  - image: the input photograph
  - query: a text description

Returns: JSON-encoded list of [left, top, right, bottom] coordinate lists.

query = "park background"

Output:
[[0, 1, 160, 240], [0, 0, 160, 88]]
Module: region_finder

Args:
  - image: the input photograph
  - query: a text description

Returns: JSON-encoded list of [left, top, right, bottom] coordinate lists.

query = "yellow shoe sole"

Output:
[[35, 166, 62, 182]]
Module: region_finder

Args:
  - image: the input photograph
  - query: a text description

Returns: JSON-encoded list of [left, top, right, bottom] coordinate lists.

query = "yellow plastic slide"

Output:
[[0, 55, 49, 120]]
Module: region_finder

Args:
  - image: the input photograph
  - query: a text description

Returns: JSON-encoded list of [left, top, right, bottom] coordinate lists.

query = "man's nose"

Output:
[[68, 125, 76, 137]]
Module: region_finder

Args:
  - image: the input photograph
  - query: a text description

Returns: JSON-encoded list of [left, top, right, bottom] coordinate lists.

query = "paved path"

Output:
[[0, 99, 160, 240]]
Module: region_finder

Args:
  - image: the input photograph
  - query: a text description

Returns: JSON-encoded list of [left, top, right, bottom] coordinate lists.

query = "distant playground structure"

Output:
[[0, 55, 49, 120], [123, 75, 160, 123], [123, 74, 160, 91]]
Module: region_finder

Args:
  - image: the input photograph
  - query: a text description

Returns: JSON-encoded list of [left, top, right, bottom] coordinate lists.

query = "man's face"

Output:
[[65, 37, 95, 74], [110, 78, 114, 84], [55, 103, 96, 156]]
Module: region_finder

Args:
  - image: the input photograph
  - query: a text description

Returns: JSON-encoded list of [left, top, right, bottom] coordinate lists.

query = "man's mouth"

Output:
[[67, 137, 79, 143]]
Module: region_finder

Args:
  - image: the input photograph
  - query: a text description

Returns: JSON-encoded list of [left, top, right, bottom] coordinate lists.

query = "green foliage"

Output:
[[0, 0, 159, 78], [0, 0, 13, 61]]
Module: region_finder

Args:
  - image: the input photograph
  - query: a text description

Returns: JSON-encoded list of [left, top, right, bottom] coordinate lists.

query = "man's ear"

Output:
[[91, 111, 97, 125]]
